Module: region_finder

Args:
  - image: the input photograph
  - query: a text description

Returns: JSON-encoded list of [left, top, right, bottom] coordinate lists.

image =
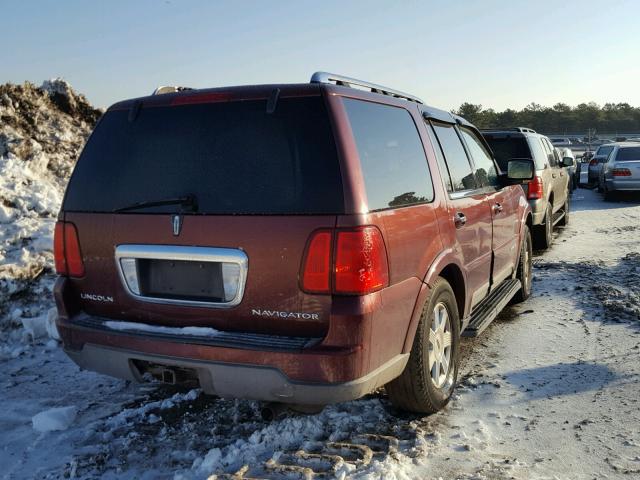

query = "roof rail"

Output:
[[480, 127, 537, 134], [310, 71, 423, 104], [152, 85, 194, 95]]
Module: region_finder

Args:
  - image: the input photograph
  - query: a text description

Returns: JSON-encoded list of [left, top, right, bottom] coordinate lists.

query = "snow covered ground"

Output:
[[1, 187, 639, 480]]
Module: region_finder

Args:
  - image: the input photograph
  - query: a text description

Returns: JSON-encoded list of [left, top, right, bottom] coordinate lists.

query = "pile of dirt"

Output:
[[0, 79, 101, 179]]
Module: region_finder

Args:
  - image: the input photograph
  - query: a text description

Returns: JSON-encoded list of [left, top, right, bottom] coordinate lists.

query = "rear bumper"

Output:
[[54, 274, 419, 404], [63, 342, 408, 404], [606, 178, 640, 191]]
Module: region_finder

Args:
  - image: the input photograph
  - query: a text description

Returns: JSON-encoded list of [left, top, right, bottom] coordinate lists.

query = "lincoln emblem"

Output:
[[172, 214, 182, 236]]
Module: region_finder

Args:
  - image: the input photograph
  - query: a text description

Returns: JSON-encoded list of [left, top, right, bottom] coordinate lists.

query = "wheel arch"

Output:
[[403, 257, 467, 353]]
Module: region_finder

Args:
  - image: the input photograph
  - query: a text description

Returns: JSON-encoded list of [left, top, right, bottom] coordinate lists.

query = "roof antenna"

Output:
[[128, 100, 142, 123], [266, 88, 280, 114]]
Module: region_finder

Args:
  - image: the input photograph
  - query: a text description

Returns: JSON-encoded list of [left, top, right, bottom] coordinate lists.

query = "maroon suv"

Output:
[[54, 72, 534, 413]]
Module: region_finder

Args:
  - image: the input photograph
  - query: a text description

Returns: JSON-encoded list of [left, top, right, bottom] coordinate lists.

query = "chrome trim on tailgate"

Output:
[[115, 244, 248, 308]]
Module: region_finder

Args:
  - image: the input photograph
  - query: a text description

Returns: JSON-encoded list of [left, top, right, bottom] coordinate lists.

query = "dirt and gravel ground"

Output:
[[1, 187, 639, 480]]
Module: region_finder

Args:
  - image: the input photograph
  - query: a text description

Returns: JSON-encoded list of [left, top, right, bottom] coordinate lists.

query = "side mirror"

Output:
[[507, 158, 535, 182], [562, 157, 574, 167]]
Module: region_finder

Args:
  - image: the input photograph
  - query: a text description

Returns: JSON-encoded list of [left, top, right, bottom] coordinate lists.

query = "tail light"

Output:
[[301, 226, 389, 295], [612, 168, 631, 177], [53, 221, 85, 277], [301, 231, 332, 293], [527, 176, 544, 200], [589, 159, 597, 166]]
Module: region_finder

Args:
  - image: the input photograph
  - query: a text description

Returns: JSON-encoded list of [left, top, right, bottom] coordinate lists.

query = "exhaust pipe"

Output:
[[260, 402, 289, 421]]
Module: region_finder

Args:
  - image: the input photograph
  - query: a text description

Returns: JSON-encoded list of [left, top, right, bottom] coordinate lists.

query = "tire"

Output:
[[558, 196, 570, 226], [511, 225, 533, 304], [533, 203, 553, 250], [386, 277, 460, 414], [604, 188, 617, 202]]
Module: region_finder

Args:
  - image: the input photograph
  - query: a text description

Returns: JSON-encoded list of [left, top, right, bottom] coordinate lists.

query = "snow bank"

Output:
[[0, 80, 101, 349], [32, 406, 78, 432]]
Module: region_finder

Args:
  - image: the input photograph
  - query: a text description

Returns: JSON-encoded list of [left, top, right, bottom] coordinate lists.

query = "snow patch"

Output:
[[32, 406, 78, 432], [104, 320, 222, 337]]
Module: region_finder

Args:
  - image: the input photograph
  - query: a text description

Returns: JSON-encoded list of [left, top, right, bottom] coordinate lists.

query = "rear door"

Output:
[[61, 94, 344, 338], [541, 137, 568, 209], [459, 127, 519, 287], [429, 122, 493, 308]]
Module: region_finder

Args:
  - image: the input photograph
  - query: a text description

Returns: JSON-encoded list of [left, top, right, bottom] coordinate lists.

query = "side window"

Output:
[[528, 137, 547, 169], [459, 127, 499, 187], [541, 138, 557, 166], [425, 122, 453, 192], [343, 98, 434, 211], [431, 122, 477, 192]]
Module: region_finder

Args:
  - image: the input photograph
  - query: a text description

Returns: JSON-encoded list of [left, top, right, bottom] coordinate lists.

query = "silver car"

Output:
[[599, 143, 640, 199], [557, 147, 577, 191], [588, 144, 615, 185]]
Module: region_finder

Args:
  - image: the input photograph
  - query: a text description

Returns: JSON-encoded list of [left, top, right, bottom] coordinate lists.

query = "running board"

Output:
[[552, 209, 566, 226], [462, 278, 521, 337]]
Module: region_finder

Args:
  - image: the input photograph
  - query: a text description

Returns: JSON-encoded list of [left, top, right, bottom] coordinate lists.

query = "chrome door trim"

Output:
[[115, 244, 248, 308]]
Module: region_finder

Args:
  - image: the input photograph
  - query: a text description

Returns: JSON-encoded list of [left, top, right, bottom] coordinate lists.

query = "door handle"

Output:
[[493, 203, 503, 214], [454, 212, 467, 228]]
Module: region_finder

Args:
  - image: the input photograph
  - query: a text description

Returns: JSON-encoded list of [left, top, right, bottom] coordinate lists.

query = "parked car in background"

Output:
[[576, 151, 593, 185], [588, 144, 615, 185], [557, 147, 578, 190], [550, 137, 573, 147], [54, 72, 535, 415], [482, 127, 571, 250], [591, 139, 614, 146], [598, 143, 640, 199]]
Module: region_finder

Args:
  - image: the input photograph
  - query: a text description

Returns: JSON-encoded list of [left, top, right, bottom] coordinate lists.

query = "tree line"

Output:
[[453, 102, 640, 135]]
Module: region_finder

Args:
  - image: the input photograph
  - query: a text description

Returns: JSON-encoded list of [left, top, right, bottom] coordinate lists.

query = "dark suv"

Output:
[[481, 128, 571, 250], [55, 73, 533, 413]]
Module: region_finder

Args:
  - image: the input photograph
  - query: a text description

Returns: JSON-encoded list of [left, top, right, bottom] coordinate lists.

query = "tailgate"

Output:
[[65, 213, 337, 338]]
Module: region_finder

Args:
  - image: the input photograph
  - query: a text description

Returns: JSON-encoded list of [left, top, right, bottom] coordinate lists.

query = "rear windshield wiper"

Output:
[[112, 194, 198, 213]]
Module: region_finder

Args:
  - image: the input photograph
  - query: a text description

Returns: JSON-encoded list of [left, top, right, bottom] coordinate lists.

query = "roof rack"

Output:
[[310, 71, 424, 104], [152, 85, 194, 95], [480, 127, 537, 134]]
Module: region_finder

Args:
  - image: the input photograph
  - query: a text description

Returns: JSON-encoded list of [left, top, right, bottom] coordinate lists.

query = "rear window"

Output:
[[343, 98, 434, 211], [63, 97, 344, 214], [595, 145, 614, 158], [482, 135, 532, 170], [616, 147, 640, 161]]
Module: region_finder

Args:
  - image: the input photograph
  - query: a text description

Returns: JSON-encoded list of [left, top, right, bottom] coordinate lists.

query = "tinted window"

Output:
[[432, 123, 477, 191], [459, 127, 498, 186], [616, 147, 640, 161], [63, 97, 344, 214], [483, 135, 532, 170], [425, 123, 453, 192], [343, 99, 434, 210]]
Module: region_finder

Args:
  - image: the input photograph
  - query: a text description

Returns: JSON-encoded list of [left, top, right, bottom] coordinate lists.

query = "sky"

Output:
[[3, 0, 640, 111]]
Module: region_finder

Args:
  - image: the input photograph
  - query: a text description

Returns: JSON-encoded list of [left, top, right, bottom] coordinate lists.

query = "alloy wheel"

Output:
[[428, 302, 453, 389]]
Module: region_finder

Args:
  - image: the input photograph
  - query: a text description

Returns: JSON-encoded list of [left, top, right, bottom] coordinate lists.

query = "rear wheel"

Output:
[[386, 277, 460, 414], [511, 225, 532, 304], [533, 203, 553, 250]]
